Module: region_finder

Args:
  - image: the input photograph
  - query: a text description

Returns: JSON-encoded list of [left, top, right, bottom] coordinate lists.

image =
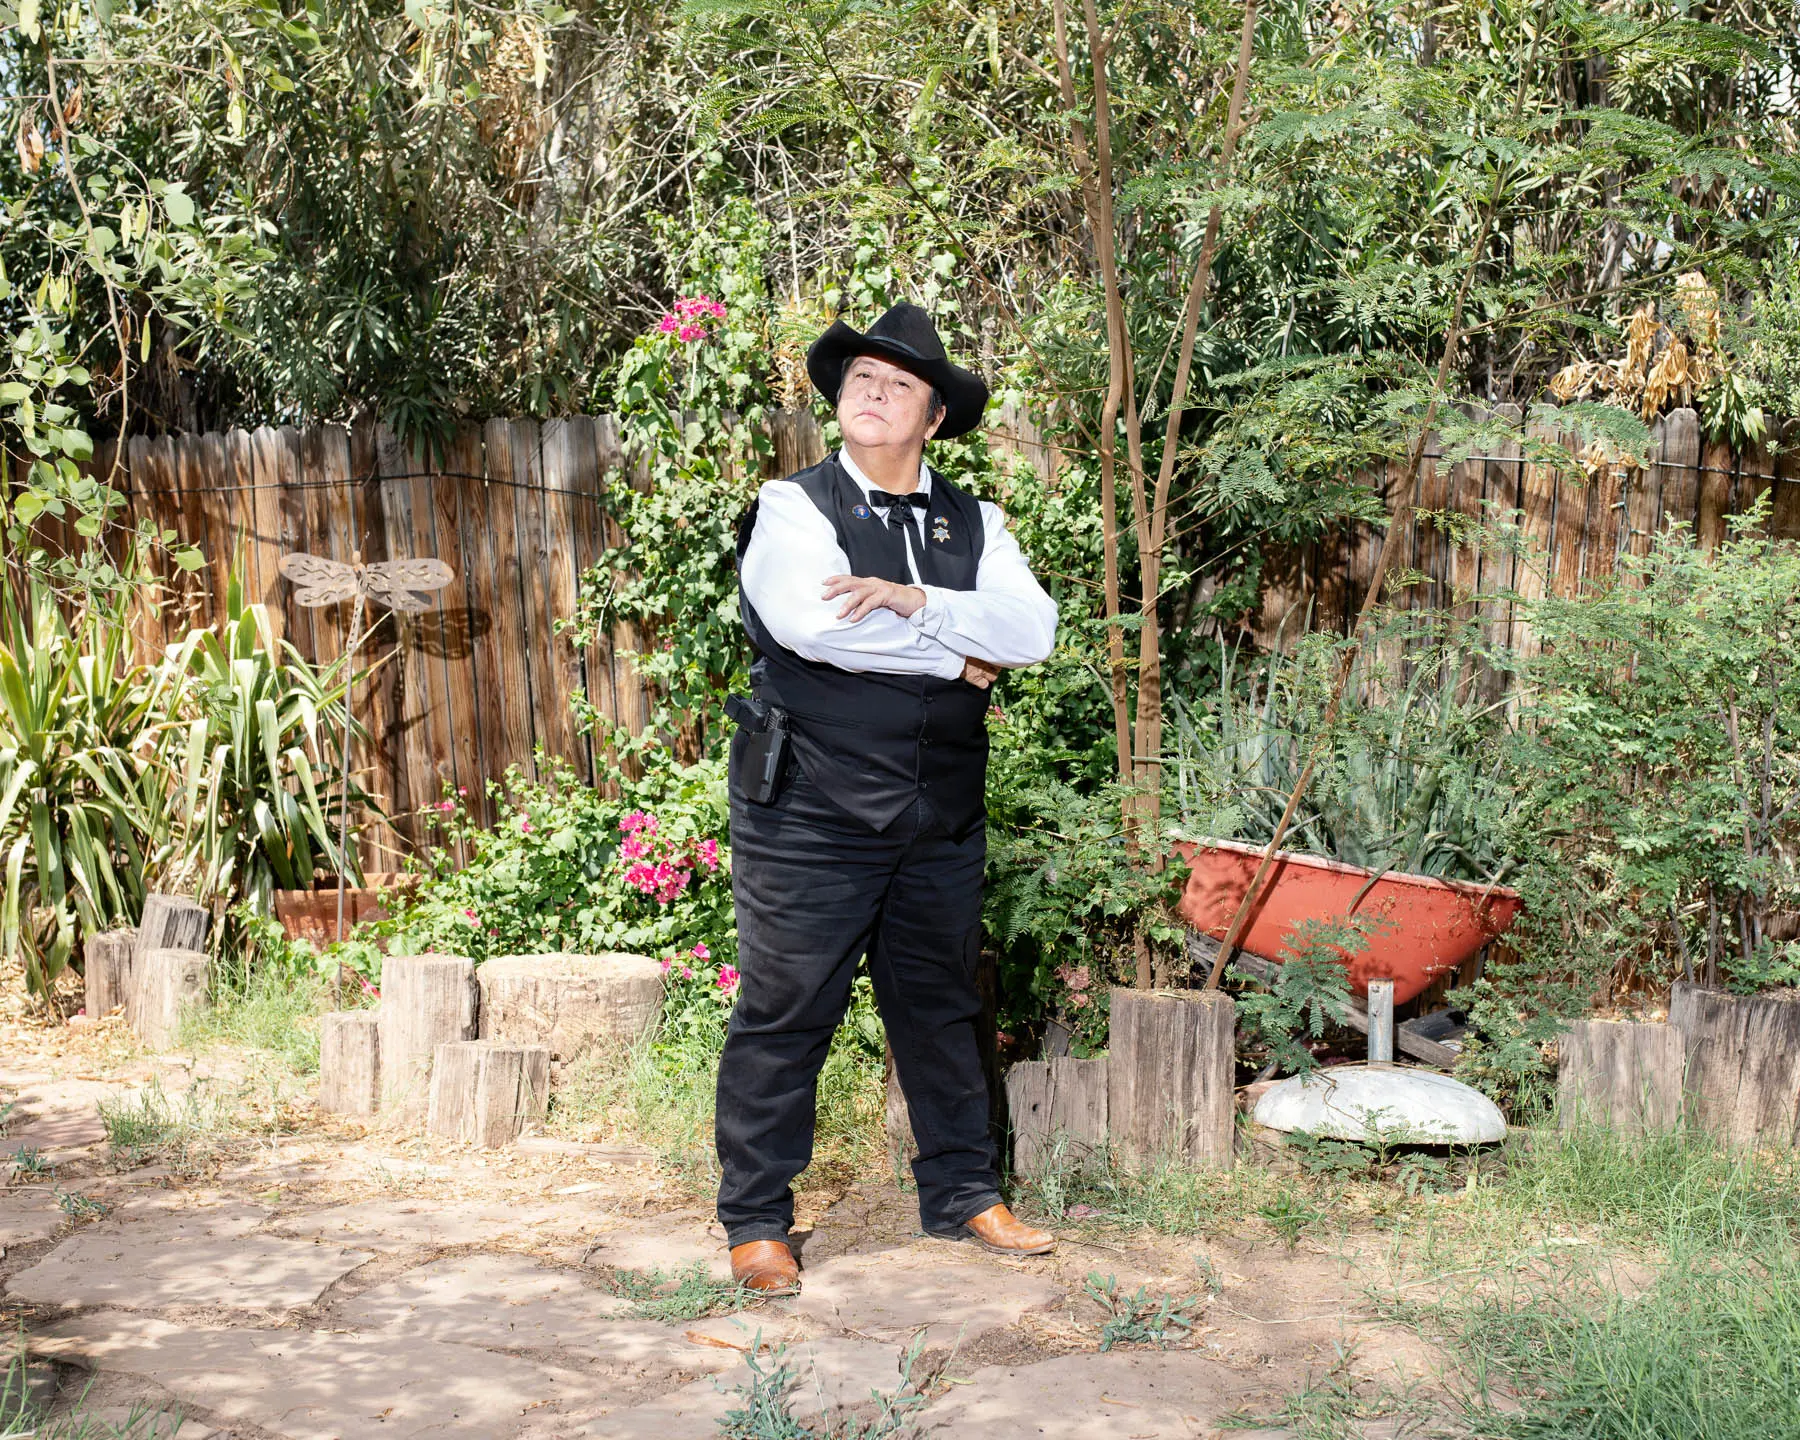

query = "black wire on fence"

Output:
[[120, 453, 1794, 500]]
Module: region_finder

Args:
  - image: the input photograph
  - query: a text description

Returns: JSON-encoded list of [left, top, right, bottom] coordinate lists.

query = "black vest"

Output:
[[737, 455, 990, 834]]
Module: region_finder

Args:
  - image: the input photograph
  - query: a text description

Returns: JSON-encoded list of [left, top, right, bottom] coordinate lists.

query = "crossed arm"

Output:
[[740, 481, 1058, 686]]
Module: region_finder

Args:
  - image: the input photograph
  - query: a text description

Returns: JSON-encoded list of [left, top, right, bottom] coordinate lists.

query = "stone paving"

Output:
[[0, 1049, 1449, 1438]]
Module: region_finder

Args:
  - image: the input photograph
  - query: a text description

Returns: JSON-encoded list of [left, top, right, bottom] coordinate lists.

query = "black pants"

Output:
[[715, 766, 1002, 1246]]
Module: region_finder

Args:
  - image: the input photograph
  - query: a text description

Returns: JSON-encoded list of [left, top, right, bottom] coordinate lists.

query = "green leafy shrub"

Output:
[[378, 733, 733, 971], [1469, 507, 1800, 1058]]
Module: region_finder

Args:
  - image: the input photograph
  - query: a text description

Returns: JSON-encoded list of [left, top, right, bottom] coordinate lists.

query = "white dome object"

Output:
[[1252, 1064, 1507, 1145]]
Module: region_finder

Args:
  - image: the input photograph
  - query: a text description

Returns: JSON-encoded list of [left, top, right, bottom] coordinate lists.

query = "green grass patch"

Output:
[[177, 959, 327, 1076], [550, 996, 888, 1193], [1448, 1244, 1800, 1439], [602, 1261, 761, 1323]]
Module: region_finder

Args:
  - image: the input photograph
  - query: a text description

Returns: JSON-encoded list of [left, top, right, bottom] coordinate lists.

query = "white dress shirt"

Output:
[[740, 449, 1059, 680]]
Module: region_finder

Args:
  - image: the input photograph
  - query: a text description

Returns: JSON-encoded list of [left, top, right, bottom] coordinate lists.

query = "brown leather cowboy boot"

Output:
[[936, 1203, 1054, 1256], [729, 1239, 801, 1294]]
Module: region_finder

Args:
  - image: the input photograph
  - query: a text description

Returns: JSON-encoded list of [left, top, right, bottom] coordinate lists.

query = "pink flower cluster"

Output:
[[661, 944, 735, 993], [618, 810, 722, 905], [655, 294, 728, 343]]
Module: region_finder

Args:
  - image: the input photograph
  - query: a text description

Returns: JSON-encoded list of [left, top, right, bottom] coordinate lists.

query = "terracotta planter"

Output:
[[1176, 837, 1522, 1005], [272, 873, 417, 947]]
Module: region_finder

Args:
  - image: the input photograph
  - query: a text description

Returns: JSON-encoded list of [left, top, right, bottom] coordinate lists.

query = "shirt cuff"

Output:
[[908, 586, 952, 640]]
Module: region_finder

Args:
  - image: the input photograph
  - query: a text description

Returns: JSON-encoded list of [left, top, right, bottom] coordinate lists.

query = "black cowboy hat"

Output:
[[806, 302, 989, 440]]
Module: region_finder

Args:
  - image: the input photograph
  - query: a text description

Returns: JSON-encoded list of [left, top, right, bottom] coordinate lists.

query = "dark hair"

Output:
[[840, 355, 946, 422]]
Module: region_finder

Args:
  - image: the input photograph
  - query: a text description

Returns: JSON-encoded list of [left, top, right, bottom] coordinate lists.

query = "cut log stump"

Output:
[[1108, 988, 1236, 1170], [1005, 1056, 1109, 1179], [477, 952, 663, 1060], [318, 1011, 382, 1116], [135, 895, 209, 958], [1669, 983, 1800, 1149], [83, 929, 138, 1019], [1557, 1019, 1684, 1135], [427, 1040, 550, 1148], [129, 948, 209, 1049], [379, 953, 479, 1121]]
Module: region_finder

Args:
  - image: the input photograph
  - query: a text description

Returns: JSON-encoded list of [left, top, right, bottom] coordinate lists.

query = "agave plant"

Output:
[[0, 581, 160, 996], [155, 571, 366, 919], [1171, 633, 1516, 886], [0, 559, 368, 1003]]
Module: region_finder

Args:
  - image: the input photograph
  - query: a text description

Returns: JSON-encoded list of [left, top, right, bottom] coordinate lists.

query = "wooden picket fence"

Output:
[[1253, 405, 1800, 654], [44, 404, 1057, 864], [27, 400, 1790, 863]]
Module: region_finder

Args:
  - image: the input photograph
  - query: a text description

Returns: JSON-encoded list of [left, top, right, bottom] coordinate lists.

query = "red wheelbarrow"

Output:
[[1176, 837, 1523, 1005]]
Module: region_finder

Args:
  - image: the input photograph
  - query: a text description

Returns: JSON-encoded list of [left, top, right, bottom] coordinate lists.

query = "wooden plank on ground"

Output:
[[1557, 1019, 1684, 1134], [1669, 982, 1800, 1149], [1187, 932, 1461, 1069], [1006, 1055, 1109, 1178], [1108, 986, 1236, 1170]]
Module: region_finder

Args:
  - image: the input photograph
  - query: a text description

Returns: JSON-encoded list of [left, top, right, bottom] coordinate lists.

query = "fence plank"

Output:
[[435, 425, 489, 836], [479, 419, 540, 785], [1655, 408, 1702, 548], [1695, 438, 1735, 552], [245, 427, 289, 644], [1549, 421, 1589, 601], [564, 415, 614, 782], [1773, 419, 1800, 540], [541, 417, 594, 785], [1510, 413, 1561, 658], [517, 418, 579, 774]]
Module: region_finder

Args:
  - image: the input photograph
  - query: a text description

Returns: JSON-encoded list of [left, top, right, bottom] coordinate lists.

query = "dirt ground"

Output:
[[1, 1010, 1467, 1440]]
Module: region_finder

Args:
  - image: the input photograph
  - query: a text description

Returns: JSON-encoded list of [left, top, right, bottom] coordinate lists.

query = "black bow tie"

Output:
[[866, 489, 930, 526]]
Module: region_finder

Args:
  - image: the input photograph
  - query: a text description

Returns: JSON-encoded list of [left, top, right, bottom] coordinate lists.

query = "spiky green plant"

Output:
[[1172, 630, 1516, 886]]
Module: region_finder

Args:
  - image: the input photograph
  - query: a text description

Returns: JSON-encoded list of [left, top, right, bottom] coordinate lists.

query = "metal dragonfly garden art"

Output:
[[277, 552, 455, 947]]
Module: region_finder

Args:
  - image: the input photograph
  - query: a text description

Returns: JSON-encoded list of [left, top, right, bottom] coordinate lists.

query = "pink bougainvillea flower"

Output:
[[457, 786, 468, 796], [622, 810, 656, 835], [437, 800, 456, 813], [360, 977, 380, 999], [680, 965, 693, 979], [462, 908, 479, 922], [660, 957, 673, 972], [716, 966, 740, 993], [657, 313, 678, 334], [692, 942, 711, 962], [519, 818, 533, 834], [697, 838, 721, 873], [677, 323, 705, 343], [620, 835, 648, 862], [709, 300, 727, 319], [988, 706, 1006, 723]]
